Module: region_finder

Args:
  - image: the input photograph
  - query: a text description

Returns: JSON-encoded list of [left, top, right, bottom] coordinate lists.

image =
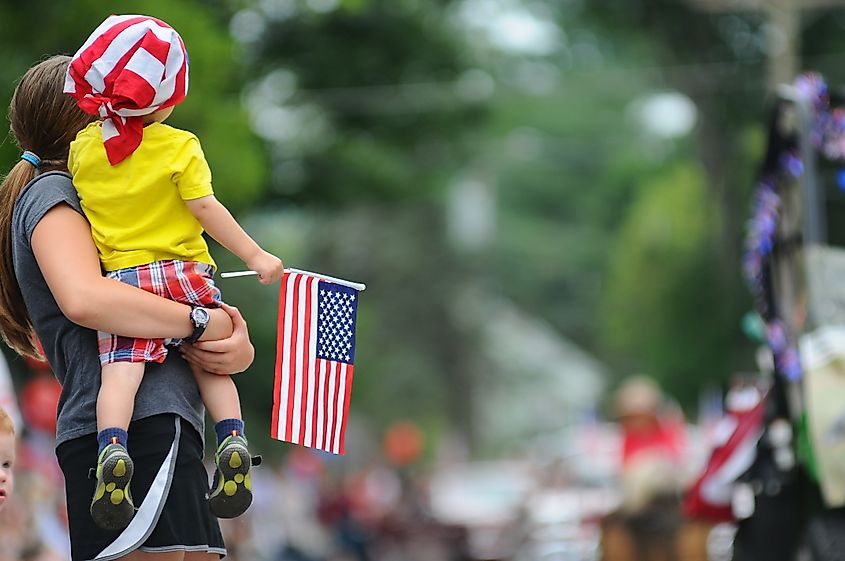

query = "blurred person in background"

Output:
[[603, 376, 688, 561], [0, 405, 15, 512], [0, 55, 254, 561], [0, 405, 36, 561]]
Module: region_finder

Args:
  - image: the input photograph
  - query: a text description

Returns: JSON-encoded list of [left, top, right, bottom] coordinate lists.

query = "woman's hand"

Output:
[[179, 304, 254, 375]]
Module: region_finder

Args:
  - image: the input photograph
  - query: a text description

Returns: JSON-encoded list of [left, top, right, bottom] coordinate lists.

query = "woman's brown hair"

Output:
[[0, 56, 93, 357]]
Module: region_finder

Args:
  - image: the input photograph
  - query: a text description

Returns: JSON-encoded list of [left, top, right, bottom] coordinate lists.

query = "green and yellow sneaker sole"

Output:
[[208, 435, 252, 518], [90, 444, 135, 530]]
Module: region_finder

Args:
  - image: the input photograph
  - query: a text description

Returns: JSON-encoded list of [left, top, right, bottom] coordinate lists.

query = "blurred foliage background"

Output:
[[5, 0, 845, 459]]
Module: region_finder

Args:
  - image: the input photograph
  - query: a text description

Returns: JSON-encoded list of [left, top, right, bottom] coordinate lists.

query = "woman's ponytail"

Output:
[[0, 160, 38, 356], [0, 56, 94, 358]]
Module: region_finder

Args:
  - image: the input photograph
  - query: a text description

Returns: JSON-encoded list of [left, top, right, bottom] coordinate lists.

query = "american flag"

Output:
[[271, 271, 360, 454]]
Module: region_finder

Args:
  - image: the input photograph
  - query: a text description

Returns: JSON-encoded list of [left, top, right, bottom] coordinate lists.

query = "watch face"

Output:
[[193, 307, 210, 326]]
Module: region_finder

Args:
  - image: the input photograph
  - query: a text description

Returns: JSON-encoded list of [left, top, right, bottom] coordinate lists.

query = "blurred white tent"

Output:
[[476, 295, 606, 448]]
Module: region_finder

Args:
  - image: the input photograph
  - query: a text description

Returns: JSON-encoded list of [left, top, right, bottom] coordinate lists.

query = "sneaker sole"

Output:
[[208, 442, 252, 518], [90, 452, 135, 530]]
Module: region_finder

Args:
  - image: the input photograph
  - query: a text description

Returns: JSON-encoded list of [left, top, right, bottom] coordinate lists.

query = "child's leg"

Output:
[[191, 364, 242, 424], [191, 365, 253, 519], [91, 361, 144, 531], [97, 362, 145, 436]]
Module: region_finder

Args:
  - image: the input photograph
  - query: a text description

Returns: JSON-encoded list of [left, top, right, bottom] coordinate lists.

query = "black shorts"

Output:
[[57, 414, 226, 561]]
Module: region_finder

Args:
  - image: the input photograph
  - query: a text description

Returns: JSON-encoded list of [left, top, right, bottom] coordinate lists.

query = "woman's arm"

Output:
[[179, 304, 254, 375], [30, 203, 232, 341]]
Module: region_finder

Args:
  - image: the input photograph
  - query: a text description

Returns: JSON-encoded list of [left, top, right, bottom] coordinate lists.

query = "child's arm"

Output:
[[185, 195, 283, 285]]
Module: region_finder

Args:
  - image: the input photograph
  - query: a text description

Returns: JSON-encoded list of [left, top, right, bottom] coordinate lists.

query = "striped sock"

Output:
[[97, 427, 128, 454], [215, 419, 245, 445]]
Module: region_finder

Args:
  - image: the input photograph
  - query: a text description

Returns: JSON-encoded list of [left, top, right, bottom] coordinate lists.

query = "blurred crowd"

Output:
[[0, 416, 68, 561], [1, 349, 470, 561], [1, 355, 744, 561], [0, 430, 472, 561]]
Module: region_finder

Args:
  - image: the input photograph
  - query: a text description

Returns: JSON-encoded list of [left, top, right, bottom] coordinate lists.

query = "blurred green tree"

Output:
[[600, 163, 735, 404], [223, 0, 491, 452], [0, 0, 266, 211], [236, 0, 485, 204], [544, 0, 768, 400]]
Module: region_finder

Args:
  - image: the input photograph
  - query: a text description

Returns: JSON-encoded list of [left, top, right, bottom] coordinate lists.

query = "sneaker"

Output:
[[90, 443, 135, 530], [208, 433, 252, 518]]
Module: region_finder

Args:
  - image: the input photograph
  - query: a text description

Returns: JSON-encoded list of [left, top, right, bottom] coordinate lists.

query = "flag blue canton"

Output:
[[317, 281, 358, 365]]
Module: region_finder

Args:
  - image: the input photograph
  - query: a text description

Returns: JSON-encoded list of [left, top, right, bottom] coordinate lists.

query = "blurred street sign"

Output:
[[806, 246, 845, 328]]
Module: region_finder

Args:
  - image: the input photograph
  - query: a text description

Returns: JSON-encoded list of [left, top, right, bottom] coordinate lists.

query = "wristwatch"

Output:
[[185, 307, 211, 344]]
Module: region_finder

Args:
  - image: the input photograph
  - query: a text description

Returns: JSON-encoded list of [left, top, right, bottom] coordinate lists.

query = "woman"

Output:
[[1, 56, 255, 560]]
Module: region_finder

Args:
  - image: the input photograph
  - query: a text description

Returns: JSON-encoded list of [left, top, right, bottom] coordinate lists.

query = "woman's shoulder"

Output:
[[17, 171, 78, 207], [14, 171, 82, 237]]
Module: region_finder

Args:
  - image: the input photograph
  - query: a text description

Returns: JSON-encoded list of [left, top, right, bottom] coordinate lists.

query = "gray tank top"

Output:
[[11, 171, 204, 446]]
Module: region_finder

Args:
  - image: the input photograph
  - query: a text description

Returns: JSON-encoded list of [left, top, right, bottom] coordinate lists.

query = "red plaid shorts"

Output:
[[98, 260, 222, 365]]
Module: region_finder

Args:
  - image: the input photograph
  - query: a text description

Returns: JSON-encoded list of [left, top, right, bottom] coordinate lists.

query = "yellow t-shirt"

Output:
[[69, 122, 215, 272]]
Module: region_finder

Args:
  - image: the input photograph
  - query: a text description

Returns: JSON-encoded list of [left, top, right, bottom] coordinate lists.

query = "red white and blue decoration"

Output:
[[742, 72, 845, 381]]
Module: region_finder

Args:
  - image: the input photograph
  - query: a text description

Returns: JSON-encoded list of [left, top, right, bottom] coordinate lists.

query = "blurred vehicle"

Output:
[[428, 461, 535, 560], [513, 487, 615, 561]]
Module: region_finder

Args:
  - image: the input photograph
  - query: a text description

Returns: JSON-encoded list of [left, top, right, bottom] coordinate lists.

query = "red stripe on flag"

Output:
[[319, 359, 330, 451], [308, 281, 321, 447], [325, 361, 337, 453], [339, 366, 355, 455], [285, 274, 302, 442], [270, 275, 289, 440], [298, 276, 314, 445], [333, 362, 345, 452]]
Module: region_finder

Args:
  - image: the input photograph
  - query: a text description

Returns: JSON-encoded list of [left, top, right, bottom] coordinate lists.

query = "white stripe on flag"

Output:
[[303, 278, 319, 447], [290, 273, 308, 443], [334, 364, 348, 454], [316, 360, 327, 450], [326, 361, 338, 452], [276, 273, 297, 440]]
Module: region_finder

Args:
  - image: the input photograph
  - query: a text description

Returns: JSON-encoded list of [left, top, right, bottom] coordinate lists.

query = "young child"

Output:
[[0, 406, 14, 513], [64, 15, 283, 530]]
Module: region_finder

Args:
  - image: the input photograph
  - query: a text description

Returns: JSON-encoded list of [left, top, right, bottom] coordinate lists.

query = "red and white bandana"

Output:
[[64, 15, 189, 165]]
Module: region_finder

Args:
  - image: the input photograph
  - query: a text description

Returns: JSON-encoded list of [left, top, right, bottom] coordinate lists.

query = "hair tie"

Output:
[[20, 151, 41, 167]]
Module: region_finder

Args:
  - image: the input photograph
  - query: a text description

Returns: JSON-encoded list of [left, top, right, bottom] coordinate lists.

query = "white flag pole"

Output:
[[220, 268, 366, 291]]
